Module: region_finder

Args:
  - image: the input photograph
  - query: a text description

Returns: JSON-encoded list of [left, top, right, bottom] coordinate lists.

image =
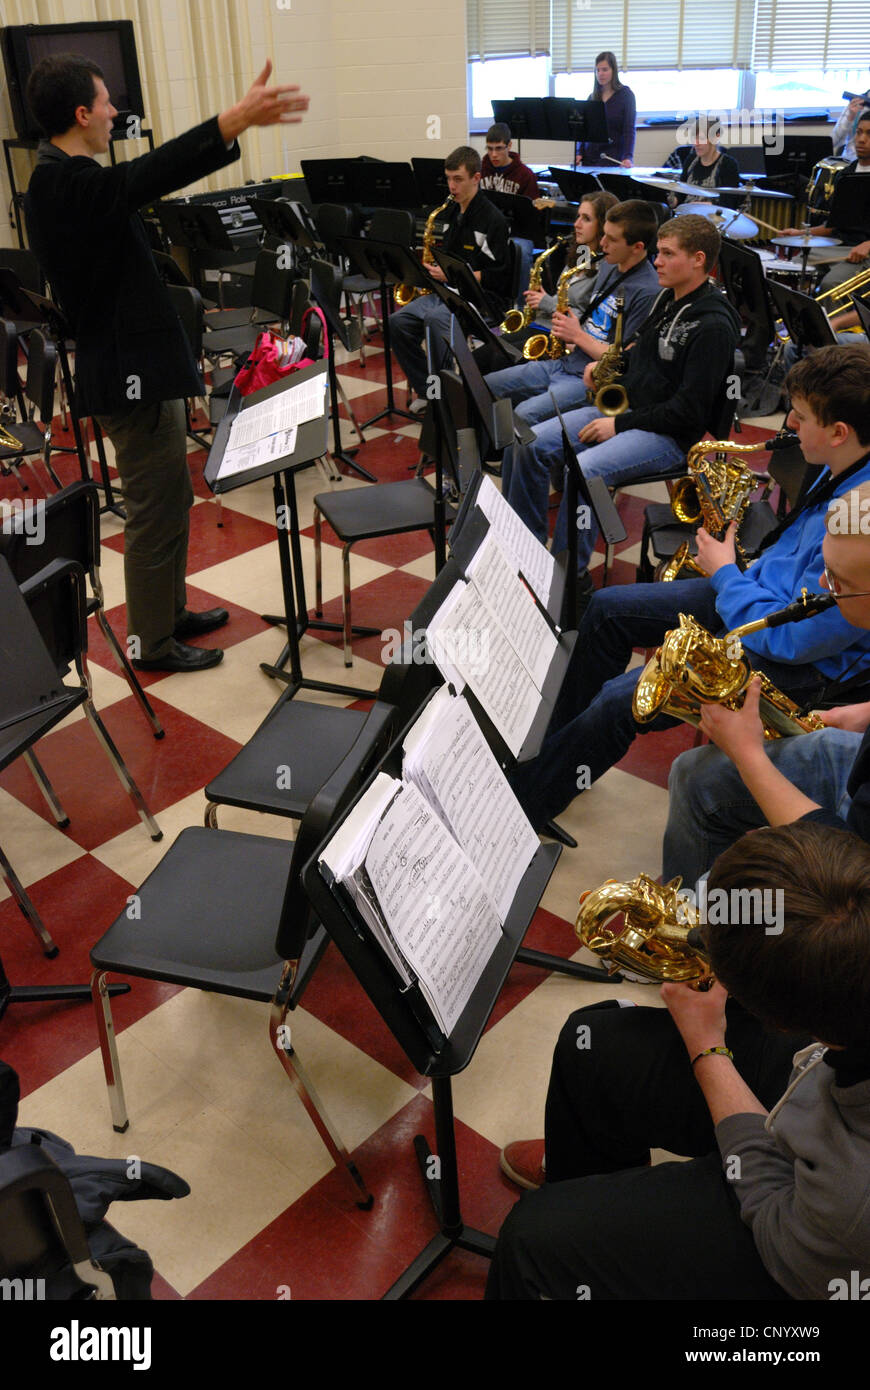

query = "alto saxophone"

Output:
[[576, 873, 712, 985], [587, 291, 628, 415], [660, 438, 766, 582], [500, 235, 571, 337], [632, 611, 826, 740], [524, 253, 591, 362], [394, 194, 454, 307]]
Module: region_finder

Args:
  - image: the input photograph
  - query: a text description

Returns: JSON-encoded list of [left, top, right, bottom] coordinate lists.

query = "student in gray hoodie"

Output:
[[486, 820, 870, 1300]]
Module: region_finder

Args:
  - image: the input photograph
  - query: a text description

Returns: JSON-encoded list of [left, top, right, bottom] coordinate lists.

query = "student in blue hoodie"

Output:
[[509, 344, 870, 831], [487, 820, 870, 1301]]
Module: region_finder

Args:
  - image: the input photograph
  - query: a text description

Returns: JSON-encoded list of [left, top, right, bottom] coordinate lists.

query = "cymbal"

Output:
[[771, 234, 841, 249], [675, 202, 758, 238], [714, 185, 794, 200], [635, 175, 717, 199]]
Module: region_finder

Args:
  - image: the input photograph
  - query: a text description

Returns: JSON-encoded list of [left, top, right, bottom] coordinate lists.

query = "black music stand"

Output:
[[303, 684, 562, 1297], [249, 196, 320, 275], [479, 188, 548, 245], [204, 361, 376, 701], [412, 157, 449, 208], [851, 293, 870, 337], [544, 96, 608, 164], [300, 159, 360, 206], [491, 98, 550, 152], [447, 316, 536, 457], [548, 166, 602, 201], [335, 234, 417, 427], [352, 162, 419, 210], [430, 248, 499, 323], [767, 280, 837, 356], [153, 202, 257, 302], [308, 258, 375, 482]]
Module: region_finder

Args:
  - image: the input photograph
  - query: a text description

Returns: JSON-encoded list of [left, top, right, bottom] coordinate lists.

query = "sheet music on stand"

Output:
[[450, 472, 565, 622], [204, 361, 329, 494], [317, 686, 540, 1038]]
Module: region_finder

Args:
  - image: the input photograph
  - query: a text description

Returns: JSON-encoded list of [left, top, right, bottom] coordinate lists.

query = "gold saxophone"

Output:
[[500, 236, 572, 336], [586, 291, 628, 415], [659, 438, 766, 582], [524, 256, 591, 362], [576, 873, 712, 985], [632, 611, 825, 740], [394, 194, 454, 307]]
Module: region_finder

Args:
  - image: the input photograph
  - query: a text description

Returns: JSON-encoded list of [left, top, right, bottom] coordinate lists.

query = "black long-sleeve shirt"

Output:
[[442, 190, 511, 313]]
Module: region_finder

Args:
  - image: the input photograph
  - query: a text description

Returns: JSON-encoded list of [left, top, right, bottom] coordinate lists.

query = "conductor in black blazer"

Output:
[[24, 55, 309, 671]]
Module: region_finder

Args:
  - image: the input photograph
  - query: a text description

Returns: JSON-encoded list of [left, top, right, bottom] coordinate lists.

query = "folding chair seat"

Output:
[[90, 701, 397, 1208], [0, 479, 163, 738], [313, 479, 455, 666]]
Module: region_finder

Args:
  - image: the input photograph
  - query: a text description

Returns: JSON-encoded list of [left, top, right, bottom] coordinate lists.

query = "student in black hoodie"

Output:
[[501, 214, 741, 573]]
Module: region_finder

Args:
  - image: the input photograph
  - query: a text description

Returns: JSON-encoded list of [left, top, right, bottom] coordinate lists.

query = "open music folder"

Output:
[[317, 687, 540, 1037], [204, 360, 329, 494]]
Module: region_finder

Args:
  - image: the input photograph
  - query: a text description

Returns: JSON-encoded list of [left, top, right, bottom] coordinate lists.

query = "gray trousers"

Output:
[[95, 398, 192, 660]]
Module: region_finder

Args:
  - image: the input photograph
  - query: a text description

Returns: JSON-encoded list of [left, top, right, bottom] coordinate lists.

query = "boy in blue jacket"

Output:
[[510, 344, 870, 830]]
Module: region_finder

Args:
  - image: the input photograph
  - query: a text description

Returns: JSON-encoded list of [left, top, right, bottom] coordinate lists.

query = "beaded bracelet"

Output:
[[691, 1045, 734, 1067]]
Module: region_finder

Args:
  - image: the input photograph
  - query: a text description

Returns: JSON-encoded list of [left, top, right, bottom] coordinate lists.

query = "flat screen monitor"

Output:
[[1, 21, 145, 141]]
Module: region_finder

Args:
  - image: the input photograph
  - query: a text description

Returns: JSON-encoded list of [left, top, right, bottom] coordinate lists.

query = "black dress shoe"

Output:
[[132, 639, 224, 673], [174, 607, 229, 638]]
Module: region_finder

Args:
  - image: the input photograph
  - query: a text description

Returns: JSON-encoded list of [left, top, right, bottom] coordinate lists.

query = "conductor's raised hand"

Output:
[[219, 61, 310, 142]]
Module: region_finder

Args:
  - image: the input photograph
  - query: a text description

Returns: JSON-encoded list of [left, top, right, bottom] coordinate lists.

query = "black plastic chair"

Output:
[[90, 700, 397, 1209], [0, 1145, 116, 1300], [0, 479, 163, 739], [0, 557, 160, 960], [0, 322, 62, 491]]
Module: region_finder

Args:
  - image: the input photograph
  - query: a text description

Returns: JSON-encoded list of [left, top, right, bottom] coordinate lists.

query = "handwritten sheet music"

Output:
[[228, 374, 326, 449], [364, 781, 502, 1034], [427, 582, 539, 758], [474, 475, 556, 609], [403, 688, 539, 921], [466, 531, 558, 692]]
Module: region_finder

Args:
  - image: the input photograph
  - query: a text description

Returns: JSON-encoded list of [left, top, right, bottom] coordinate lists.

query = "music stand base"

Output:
[[382, 1130, 496, 1300], [258, 663, 376, 701]]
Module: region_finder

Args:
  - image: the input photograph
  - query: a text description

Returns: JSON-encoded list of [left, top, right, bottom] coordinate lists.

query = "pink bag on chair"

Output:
[[234, 330, 311, 397], [233, 308, 329, 397]]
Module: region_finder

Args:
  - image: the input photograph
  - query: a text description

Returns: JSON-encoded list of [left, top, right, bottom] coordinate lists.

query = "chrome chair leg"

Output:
[[0, 843, 58, 956], [94, 606, 164, 739], [24, 750, 69, 826], [269, 981, 372, 1209], [342, 544, 352, 667], [91, 971, 129, 1133], [204, 801, 219, 829], [81, 699, 162, 842]]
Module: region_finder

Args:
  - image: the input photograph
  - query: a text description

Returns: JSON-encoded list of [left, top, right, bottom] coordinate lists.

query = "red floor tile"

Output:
[[0, 697, 242, 849]]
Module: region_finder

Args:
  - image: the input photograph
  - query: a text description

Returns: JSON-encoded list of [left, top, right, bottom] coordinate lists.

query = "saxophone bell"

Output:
[[593, 382, 629, 416]]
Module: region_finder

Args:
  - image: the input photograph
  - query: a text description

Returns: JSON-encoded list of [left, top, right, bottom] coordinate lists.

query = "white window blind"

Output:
[[467, 0, 550, 61], [752, 0, 870, 70], [550, 0, 754, 73]]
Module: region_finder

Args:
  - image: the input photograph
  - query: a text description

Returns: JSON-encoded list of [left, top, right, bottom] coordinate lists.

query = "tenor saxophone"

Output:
[[587, 291, 628, 415], [394, 194, 454, 307]]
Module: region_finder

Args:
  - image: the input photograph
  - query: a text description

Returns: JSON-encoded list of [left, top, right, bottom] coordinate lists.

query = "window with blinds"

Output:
[[548, 0, 755, 72], [467, 0, 550, 61], [752, 0, 868, 70]]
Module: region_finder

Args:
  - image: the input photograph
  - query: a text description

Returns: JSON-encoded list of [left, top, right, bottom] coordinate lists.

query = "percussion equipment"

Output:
[[675, 202, 758, 239], [636, 174, 717, 199], [771, 234, 841, 250], [806, 156, 850, 215]]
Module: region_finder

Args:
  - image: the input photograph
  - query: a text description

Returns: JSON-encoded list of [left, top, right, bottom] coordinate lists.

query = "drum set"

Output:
[[578, 157, 855, 295]]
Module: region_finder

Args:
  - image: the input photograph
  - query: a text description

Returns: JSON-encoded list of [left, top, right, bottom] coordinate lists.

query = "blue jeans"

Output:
[[502, 405, 685, 567], [508, 579, 827, 830], [662, 729, 860, 887], [484, 358, 591, 427], [390, 295, 454, 398]]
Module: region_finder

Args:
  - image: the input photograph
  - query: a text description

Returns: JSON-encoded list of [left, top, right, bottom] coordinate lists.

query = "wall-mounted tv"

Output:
[[1, 20, 145, 142]]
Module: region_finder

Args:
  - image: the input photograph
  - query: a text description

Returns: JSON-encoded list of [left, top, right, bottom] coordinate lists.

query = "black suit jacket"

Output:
[[24, 117, 240, 414]]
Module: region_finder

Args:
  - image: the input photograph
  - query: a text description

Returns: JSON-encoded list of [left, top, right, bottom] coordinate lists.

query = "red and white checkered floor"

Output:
[[0, 334, 781, 1299]]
